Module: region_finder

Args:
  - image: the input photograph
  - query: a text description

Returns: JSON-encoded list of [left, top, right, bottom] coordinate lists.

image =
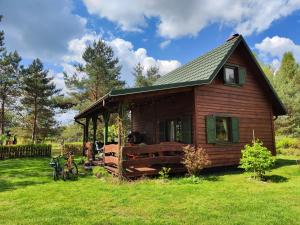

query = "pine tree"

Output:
[[64, 39, 125, 110], [273, 52, 300, 135], [21, 59, 60, 143], [0, 15, 21, 135], [133, 63, 160, 87]]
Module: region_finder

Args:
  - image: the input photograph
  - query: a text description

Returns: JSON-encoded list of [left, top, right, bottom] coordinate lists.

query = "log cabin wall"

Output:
[[194, 44, 275, 167], [131, 91, 194, 144]]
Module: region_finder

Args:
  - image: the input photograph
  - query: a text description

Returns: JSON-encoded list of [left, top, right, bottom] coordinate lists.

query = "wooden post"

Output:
[[85, 117, 90, 142], [102, 110, 110, 145], [92, 115, 98, 143], [117, 103, 125, 178]]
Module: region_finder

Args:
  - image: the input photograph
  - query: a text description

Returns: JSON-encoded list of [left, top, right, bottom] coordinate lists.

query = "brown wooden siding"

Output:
[[194, 44, 275, 167], [131, 91, 194, 144]]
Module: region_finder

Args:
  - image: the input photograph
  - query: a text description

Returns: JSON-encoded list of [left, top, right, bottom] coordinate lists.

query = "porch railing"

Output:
[[104, 142, 186, 177]]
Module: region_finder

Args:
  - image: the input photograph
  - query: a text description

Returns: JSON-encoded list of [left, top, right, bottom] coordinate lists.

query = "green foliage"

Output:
[[93, 166, 109, 178], [178, 175, 203, 184], [64, 39, 125, 111], [276, 136, 300, 156], [133, 62, 160, 87], [158, 167, 171, 180], [107, 124, 118, 142], [0, 16, 21, 135], [272, 52, 300, 136], [64, 143, 83, 156], [240, 140, 275, 179], [20, 59, 60, 143]]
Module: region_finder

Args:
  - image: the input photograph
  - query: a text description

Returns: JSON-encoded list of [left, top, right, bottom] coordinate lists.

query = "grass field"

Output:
[[0, 155, 299, 225]]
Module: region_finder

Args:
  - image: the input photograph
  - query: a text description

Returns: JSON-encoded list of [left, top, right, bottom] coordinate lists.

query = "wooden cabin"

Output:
[[74, 34, 286, 178]]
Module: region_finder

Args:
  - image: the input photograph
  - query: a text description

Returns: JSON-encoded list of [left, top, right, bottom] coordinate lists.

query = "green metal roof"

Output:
[[154, 36, 239, 86], [110, 35, 241, 97]]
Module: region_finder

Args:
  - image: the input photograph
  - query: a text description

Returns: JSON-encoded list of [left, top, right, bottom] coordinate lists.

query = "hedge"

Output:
[[0, 144, 51, 159], [64, 143, 83, 156]]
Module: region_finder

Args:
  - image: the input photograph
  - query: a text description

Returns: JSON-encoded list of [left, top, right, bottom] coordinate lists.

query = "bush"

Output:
[[240, 140, 275, 179], [182, 145, 211, 176], [64, 143, 83, 156], [276, 137, 298, 149], [0, 144, 51, 159]]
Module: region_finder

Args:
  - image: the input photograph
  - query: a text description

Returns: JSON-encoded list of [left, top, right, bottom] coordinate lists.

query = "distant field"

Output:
[[0, 155, 299, 225]]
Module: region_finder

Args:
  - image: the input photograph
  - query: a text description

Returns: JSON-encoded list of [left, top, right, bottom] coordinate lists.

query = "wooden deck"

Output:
[[104, 142, 186, 178]]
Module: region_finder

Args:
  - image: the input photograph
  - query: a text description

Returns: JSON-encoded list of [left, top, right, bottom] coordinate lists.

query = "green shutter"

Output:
[[206, 115, 216, 144], [159, 121, 166, 142], [238, 67, 246, 85], [182, 117, 192, 144], [231, 117, 240, 143]]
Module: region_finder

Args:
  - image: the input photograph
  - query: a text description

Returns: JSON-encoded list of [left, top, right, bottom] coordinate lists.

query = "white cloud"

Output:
[[255, 36, 300, 70], [62, 34, 181, 86], [0, 0, 86, 62], [83, 0, 300, 39], [160, 40, 171, 49]]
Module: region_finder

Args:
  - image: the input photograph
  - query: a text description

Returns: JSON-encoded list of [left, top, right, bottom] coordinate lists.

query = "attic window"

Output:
[[224, 66, 238, 84], [223, 65, 247, 86]]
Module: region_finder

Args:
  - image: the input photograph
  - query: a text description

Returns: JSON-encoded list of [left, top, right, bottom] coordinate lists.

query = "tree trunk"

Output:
[[32, 98, 37, 144], [0, 98, 5, 135]]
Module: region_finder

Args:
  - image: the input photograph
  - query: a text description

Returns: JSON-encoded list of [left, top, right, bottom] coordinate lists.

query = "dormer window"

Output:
[[223, 65, 246, 86]]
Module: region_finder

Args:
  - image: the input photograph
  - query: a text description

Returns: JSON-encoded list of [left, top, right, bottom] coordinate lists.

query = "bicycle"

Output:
[[49, 151, 78, 181]]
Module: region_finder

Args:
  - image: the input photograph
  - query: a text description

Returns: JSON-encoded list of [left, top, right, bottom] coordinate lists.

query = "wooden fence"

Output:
[[104, 142, 186, 177], [0, 144, 52, 159]]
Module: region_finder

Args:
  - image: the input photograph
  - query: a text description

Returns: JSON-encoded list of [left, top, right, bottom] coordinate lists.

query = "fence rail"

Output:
[[0, 144, 52, 159]]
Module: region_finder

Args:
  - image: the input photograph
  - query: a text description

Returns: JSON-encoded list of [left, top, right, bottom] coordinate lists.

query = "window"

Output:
[[166, 119, 182, 142], [224, 67, 238, 84], [223, 65, 247, 86], [206, 115, 239, 144], [216, 117, 230, 142], [159, 117, 192, 144]]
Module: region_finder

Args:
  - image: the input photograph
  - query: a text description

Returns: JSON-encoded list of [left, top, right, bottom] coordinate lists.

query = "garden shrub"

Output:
[[276, 137, 300, 156], [240, 140, 275, 179], [182, 145, 211, 176], [64, 142, 83, 156]]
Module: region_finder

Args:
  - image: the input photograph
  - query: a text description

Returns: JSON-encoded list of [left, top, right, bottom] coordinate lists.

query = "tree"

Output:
[[0, 15, 21, 135], [21, 59, 60, 143], [133, 63, 160, 87], [64, 39, 125, 110], [273, 52, 300, 135]]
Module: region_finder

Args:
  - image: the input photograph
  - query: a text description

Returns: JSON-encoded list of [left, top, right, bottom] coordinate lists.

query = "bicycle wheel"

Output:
[[53, 170, 58, 181]]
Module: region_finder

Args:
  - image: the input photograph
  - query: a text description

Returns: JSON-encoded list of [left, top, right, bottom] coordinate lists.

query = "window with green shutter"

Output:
[[206, 115, 240, 144], [223, 65, 246, 86]]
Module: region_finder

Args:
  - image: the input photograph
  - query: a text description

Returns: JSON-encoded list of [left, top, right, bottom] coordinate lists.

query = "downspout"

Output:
[[273, 115, 278, 121]]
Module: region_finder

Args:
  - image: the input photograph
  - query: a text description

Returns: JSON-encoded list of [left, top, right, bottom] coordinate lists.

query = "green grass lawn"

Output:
[[0, 156, 299, 225]]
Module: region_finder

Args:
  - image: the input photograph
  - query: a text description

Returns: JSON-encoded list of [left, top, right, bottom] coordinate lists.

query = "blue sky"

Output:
[[1, 0, 300, 124]]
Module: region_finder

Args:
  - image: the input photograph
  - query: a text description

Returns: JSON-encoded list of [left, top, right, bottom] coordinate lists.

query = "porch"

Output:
[[74, 86, 194, 178]]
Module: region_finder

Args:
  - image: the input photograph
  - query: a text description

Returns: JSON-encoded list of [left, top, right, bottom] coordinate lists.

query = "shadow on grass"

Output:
[[274, 158, 297, 169], [263, 175, 288, 183], [0, 179, 50, 192]]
